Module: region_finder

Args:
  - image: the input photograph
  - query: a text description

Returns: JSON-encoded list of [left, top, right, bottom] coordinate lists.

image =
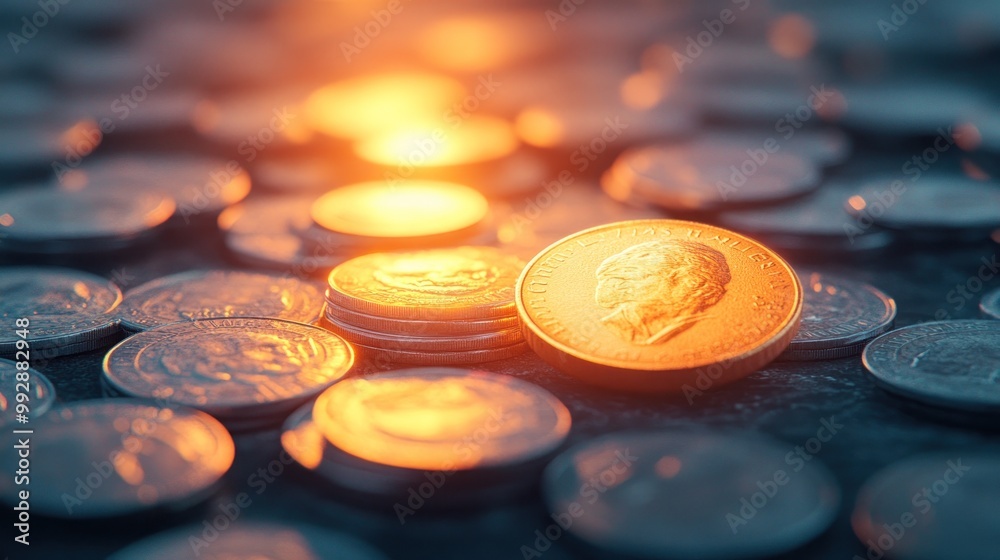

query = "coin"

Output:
[[324, 300, 521, 336], [310, 180, 489, 241], [0, 267, 122, 357], [862, 320, 1000, 415], [836, 82, 990, 137], [313, 368, 570, 471], [327, 247, 524, 321], [691, 128, 852, 168], [845, 176, 1000, 238], [781, 272, 896, 361], [0, 399, 234, 518], [103, 318, 354, 424], [0, 359, 56, 425], [117, 270, 324, 332], [353, 341, 528, 366], [250, 155, 339, 194], [109, 522, 388, 560], [853, 453, 999, 560], [981, 287, 1000, 320], [543, 431, 840, 560], [516, 220, 803, 393], [610, 143, 820, 212], [0, 187, 175, 255], [322, 315, 523, 352]]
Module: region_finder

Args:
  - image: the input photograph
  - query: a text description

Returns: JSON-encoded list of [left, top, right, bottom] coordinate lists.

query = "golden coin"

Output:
[[321, 315, 523, 352], [312, 368, 571, 471], [309, 180, 488, 239], [516, 220, 802, 393], [352, 341, 528, 366], [327, 246, 525, 320]]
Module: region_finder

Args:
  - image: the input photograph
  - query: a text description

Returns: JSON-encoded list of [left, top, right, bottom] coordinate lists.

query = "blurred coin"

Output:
[[313, 368, 570, 471], [862, 320, 1000, 415], [322, 314, 523, 352], [517, 220, 802, 393], [0, 187, 174, 255], [781, 272, 896, 361], [192, 88, 315, 149], [117, 270, 323, 332], [853, 453, 999, 560], [0, 399, 234, 518], [836, 82, 990, 137], [103, 318, 354, 425], [310, 180, 488, 241], [327, 247, 524, 321], [0, 359, 56, 424], [0, 267, 122, 357], [218, 197, 345, 273], [108, 522, 388, 560], [845, 177, 1000, 239], [323, 300, 520, 336], [543, 431, 839, 560], [693, 128, 851, 168], [611, 143, 820, 212], [352, 341, 528, 366], [981, 287, 1000, 320], [250, 155, 339, 194]]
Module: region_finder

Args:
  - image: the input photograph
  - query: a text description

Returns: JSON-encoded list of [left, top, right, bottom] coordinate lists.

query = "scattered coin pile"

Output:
[[323, 246, 528, 365]]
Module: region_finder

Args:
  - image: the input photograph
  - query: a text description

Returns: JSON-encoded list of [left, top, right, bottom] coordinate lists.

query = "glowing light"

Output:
[[0, 214, 13, 227], [353, 115, 518, 167], [847, 195, 867, 211], [418, 16, 523, 71], [620, 70, 665, 110], [310, 180, 488, 238], [954, 122, 982, 151], [515, 107, 566, 148], [768, 14, 815, 59], [305, 73, 465, 139], [655, 456, 682, 479]]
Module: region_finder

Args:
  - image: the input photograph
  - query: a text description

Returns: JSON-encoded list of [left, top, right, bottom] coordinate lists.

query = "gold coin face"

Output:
[[327, 246, 525, 320], [309, 181, 488, 239], [516, 220, 802, 393]]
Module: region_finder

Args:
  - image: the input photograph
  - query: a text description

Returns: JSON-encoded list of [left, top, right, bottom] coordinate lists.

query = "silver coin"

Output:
[[321, 315, 524, 352], [108, 522, 388, 560], [117, 270, 324, 332], [852, 452, 999, 560], [981, 287, 1000, 320], [353, 341, 529, 366], [781, 272, 896, 360], [103, 318, 355, 422], [0, 267, 122, 356], [0, 122, 72, 169], [862, 320, 1000, 415], [219, 197, 346, 274], [0, 399, 234, 518], [845, 176, 1000, 235], [836, 82, 990, 137], [543, 431, 840, 560], [613, 143, 820, 212], [0, 358, 56, 425], [324, 300, 521, 336], [0, 187, 175, 254]]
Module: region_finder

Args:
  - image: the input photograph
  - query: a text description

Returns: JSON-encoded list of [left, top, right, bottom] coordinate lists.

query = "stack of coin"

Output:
[[323, 246, 528, 365], [102, 317, 355, 431], [282, 367, 571, 509]]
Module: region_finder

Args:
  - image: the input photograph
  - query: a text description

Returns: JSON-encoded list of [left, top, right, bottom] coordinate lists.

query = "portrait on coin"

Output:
[[595, 240, 731, 345]]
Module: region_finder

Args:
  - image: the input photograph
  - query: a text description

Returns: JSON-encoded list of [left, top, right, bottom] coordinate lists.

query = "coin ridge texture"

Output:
[[516, 220, 802, 392], [861, 320, 1000, 413], [789, 272, 896, 351], [103, 317, 355, 413], [313, 367, 571, 471], [327, 246, 525, 320], [118, 270, 324, 331]]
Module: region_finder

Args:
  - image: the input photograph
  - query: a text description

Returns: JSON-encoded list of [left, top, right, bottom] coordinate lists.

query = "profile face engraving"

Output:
[[595, 240, 732, 345]]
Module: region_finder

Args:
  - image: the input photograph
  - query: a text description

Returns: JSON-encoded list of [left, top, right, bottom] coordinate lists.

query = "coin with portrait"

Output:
[[516, 220, 802, 393]]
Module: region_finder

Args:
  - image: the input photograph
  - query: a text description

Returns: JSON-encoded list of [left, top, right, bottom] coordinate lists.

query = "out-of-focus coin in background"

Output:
[[0, 359, 56, 425], [981, 287, 1000, 320], [517, 220, 802, 393], [117, 270, 324, 332]]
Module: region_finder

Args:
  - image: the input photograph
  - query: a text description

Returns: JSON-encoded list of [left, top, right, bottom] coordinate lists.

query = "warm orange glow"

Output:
[[768, 14, 816, 59], [353, 115, 519, 167], [418, 16, 524, 71], [620, 70, 666, 110], [515, 107, 566, 148], [954, 122, 982, 151], [60, 119, 102, 154], [655, 456, 682, 479], [305, 73, 465, 139], [0, 213, 13, 227], [847, 195, 867, 211], [310, 181, 488, 238], [191, 100, 221, 134]]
